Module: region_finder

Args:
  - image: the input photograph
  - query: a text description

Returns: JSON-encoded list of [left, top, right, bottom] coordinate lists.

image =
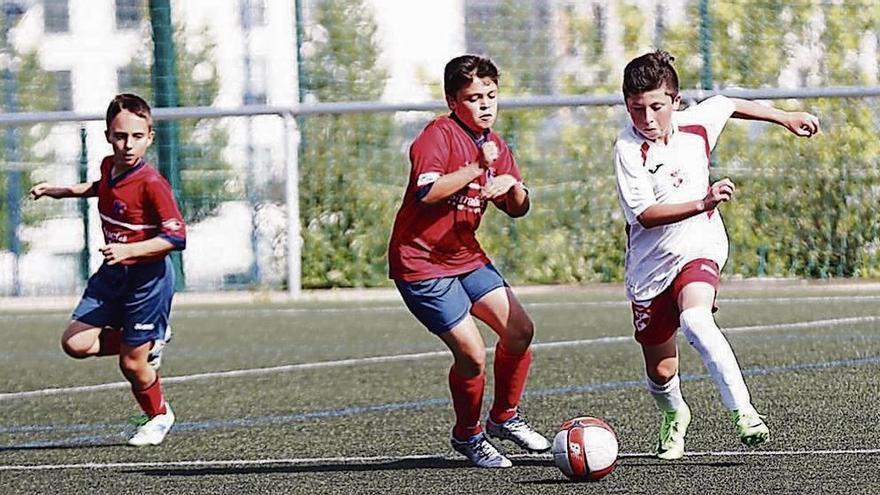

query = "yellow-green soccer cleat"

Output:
[[732, 409, 770, 447], [656, 403, 691, 460]]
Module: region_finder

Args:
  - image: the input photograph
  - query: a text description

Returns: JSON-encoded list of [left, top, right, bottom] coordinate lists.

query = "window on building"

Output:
[[117, 67, 149, 93], [44, 0, 69, 33], [115, 0, 142, 30], [53, 71, 72, 111]]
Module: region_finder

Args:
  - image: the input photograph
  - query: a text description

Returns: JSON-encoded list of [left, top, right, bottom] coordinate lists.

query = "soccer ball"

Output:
[[551, 416, 619, 482]]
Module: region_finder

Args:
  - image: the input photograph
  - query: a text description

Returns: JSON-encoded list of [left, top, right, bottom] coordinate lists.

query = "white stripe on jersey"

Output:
[[99, 213, 158, 231]]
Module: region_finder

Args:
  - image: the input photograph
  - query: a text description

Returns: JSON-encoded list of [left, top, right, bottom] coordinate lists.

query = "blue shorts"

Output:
[[395, 264, 508, 335], [72, 258, 175, 347]]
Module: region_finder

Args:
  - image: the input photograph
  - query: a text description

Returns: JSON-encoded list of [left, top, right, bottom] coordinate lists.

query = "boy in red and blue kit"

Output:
[[388, 55, 550, 468], [30, 93, 185, 446]]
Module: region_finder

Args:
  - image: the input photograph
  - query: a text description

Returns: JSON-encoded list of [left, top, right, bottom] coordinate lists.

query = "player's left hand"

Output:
[[481, 174, 518, 199], [784, 112, 820, 137], [100, 244, 133, 265]]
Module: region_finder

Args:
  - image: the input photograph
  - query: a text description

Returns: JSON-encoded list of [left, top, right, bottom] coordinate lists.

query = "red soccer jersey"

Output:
[[96, 156, 187, 265], [388, 115, 523, 281]]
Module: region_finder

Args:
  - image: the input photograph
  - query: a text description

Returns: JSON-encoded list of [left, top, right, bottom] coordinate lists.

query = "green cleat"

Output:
[[656, 403, 691, 460], [732, 409, 770, 447]]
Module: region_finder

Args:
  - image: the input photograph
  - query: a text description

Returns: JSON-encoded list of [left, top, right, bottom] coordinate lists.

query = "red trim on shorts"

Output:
[[631, 258, 720, 346]]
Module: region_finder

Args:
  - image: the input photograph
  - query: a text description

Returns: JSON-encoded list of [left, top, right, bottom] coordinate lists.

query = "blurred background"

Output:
[[0, 0, 878, 296]]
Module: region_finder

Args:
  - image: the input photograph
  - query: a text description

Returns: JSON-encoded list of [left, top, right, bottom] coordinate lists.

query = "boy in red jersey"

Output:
[[30, 94, 185, 446], [614, 51, 819, 460], [388, 55, 550, 468]]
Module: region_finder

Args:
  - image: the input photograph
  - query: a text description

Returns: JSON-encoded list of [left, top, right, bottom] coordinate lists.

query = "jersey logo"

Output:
[[133, 323, 155, 331], [112, 200, 128, 216], [647, 162, 664, 174], [670, 169, 684, 187]]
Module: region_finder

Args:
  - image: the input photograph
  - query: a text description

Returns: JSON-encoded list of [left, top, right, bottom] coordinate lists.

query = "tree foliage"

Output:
[[298, 0, 399, 287], [121, 20, 233, 224], [0, 14, 59, 251], [662, 1, 880, 278]]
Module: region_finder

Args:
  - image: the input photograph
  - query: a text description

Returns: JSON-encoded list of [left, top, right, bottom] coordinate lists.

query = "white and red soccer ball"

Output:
[[551, 416, 619, 482]]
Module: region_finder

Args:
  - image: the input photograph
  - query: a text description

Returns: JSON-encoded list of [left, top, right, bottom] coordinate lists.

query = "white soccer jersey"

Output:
[[614, 95, 736, 302]]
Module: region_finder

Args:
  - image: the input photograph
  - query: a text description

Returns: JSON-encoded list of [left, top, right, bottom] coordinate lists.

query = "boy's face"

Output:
[[625, 83, 681, 142], [105, 109, 154, 167], [447, 75, 498, 133]]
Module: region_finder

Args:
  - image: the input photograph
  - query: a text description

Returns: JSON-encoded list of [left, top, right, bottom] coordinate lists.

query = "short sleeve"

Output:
[[679, 95, 735, 151], [145, 177, 187, 250], [614, 143, 656, 225], [409, 123, 451, 188]]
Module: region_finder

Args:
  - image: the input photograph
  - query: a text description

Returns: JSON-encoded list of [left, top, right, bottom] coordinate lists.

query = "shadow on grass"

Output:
[[0, 442, 128, 452], [517, 457, 744, 486], [136, 456, 560, 477]]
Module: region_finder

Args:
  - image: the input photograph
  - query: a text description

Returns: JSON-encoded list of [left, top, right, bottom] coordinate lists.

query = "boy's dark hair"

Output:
[[106, 93, 153, 129], [622, 50, 679, 98], [444, 55, 499, 98]]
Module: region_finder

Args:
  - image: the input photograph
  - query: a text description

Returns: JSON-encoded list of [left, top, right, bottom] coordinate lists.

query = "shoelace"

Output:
[[474, 439, 499, 460], [504, 416, 529, 432]]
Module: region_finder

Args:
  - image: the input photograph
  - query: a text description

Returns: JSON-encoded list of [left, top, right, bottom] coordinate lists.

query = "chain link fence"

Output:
[[1, 0, 879, 294]]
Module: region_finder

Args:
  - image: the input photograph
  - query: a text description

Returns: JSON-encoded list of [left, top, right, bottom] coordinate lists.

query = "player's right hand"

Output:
[[703, 178, 736, 210], [480, 141, 499, 167], [784, 112, 820, 137], [28, 183, 52, 200]]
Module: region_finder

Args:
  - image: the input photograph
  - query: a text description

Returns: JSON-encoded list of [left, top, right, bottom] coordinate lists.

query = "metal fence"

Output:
[[2, 85, 880, 296]]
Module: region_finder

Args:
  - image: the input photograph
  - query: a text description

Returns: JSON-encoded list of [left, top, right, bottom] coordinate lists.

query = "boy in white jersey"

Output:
[[613, 51, 819, 460]]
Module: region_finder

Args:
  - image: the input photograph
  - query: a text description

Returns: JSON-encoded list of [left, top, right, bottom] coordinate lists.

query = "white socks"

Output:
[[679, 307, 752, 411], [646, 372, 686, 412]]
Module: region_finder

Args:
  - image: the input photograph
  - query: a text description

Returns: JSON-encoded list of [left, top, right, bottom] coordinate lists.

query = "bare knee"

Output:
[[502, 316, 534, 353], [647, 359, 678, 385], [61, 338, 92, 359], [118, 353, 150, 384], [454, 350, 486, 377]]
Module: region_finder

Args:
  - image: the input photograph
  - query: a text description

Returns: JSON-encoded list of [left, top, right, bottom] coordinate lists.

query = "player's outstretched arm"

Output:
[[637, 178, 735, 228], [730, 98, 820, 137], [29, 181, 98, 200]]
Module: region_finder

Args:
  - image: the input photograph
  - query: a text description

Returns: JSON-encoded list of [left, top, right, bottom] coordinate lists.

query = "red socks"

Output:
[[95, 327, 121, 356], [132, 376, 167, 417], [490, 344, 532, 423], [448, 368, 485, 440]]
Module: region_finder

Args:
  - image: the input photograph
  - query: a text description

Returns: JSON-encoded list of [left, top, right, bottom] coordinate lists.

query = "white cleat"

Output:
[[733, 408, 770, 447], [128, 403, 175, 447], [450, 432, 513, 468], [486, 413, 552, 453]]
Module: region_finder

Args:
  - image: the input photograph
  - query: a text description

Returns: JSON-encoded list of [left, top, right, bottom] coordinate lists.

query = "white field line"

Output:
[[1, 315, 878, 402], [2, 448, 879, 471], [3, 294, 880, 320]]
